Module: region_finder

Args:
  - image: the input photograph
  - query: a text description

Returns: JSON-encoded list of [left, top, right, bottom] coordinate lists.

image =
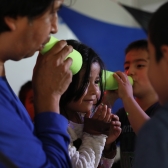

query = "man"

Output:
[[0, 0, 73, 167], [133, 2, 168, 168]]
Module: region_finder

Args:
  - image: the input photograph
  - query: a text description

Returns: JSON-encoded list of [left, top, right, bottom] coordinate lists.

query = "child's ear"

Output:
[[161, 45, 168, 63], [4, 16, 16, 31]]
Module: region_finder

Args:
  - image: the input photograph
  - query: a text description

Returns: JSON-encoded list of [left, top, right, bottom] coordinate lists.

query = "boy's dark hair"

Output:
[[60, 40, 106, 112], [125, 39, 148, 55], [0, 0, 55, 33], [18, 81, 32, 106], [148, 2, 168, 62]]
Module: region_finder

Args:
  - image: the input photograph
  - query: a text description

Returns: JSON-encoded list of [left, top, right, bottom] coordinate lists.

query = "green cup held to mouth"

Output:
[[41, 36, 83, 75], [102, 70, 133, 90]]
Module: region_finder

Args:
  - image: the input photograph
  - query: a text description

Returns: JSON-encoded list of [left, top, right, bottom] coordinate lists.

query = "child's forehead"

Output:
[[125, 49, 149, 63], [78, 63, 100, 79]]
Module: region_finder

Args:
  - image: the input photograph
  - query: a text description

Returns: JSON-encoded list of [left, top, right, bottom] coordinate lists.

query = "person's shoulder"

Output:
[[138, 106, 168, 139], [134, 107, 168, 168]]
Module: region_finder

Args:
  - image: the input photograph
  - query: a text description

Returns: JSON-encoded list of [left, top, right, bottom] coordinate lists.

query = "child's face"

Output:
[[148, 39, 168, 105], [67, 62, 101, 114], [124, 49, 155, 98], [25, 89, 34, 121]]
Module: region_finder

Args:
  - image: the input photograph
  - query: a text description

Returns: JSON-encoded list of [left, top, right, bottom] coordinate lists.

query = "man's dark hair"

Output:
[[18, 81, 32, 106], [148, 2, 168, 62], [0, 0, 55, 33], [125, 39, 148, 55]]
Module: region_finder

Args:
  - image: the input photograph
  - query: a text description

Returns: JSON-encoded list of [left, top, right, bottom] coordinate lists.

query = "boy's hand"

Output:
[[32, 40, 73, 114], [113, 71, 133, 101]]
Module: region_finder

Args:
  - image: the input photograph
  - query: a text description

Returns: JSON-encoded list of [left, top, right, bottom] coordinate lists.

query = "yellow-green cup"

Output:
[[102, 70, 133, 90], [41, 36, 83, 75]]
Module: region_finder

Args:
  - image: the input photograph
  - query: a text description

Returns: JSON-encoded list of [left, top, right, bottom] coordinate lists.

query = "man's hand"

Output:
[[33, 40, 73, 114]]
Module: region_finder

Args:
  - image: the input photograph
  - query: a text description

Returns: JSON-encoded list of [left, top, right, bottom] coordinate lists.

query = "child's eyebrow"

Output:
[[134, 59, 148, 63], [124, 62, 129, 66], [124, 59, 148, 65], [89, 75, 100, 79]]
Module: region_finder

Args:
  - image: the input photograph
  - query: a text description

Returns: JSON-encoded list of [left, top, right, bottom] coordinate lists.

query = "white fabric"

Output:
[[68, 120, 115, 168]]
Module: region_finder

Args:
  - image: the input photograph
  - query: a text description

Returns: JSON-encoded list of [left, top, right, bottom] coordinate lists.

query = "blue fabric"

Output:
[[133, 103, 168, 168], [0, 77, 72, 168]]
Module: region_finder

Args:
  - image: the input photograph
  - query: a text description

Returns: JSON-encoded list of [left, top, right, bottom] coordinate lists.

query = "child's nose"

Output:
[[127, 67, 135, 76], [90, 84, 98, 95]]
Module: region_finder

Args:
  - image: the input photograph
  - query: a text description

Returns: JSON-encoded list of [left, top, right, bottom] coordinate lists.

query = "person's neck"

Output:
[[0, 33, 12, 77], [135, 91, 158, 111], [0, 63, 5, 76]]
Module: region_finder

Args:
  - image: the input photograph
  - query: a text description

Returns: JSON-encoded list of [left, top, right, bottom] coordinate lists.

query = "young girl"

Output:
[[60, 40, 121, 168]]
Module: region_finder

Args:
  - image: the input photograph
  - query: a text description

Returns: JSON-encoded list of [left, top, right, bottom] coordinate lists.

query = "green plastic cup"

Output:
[[41, 36, 83, 75], [102, 70, 133, 90]]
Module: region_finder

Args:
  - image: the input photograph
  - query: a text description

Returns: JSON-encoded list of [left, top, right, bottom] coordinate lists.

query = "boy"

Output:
[[133, 2, 168, 168], [103, 39, 159, 168]]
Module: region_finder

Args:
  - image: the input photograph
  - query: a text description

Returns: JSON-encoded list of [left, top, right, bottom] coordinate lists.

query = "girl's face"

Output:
[[67, 62, 101, 114]]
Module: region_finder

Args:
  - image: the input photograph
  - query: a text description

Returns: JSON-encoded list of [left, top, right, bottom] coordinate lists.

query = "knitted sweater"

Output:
[[68, 120, 115, 168]]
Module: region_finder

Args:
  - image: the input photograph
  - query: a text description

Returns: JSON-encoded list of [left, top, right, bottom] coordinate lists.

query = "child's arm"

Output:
[[92, 105, 121, 148], [113, 71, 150, 133], [92, 105, 121, 168], [98, 114, 121, 168]]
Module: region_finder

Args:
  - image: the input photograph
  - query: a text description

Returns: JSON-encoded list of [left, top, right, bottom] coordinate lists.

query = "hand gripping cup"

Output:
[[41, 36, 83, 75], [102, 70, 133, 90]]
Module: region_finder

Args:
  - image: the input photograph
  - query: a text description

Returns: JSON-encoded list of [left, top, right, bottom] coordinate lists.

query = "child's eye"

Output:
[[137, 64, 145, 68], [124, 66, 129, 71], [95, 80, 100, 84]]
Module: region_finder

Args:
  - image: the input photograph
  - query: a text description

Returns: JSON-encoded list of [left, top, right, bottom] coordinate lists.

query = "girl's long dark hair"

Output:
[[60, 40, 106, 115]]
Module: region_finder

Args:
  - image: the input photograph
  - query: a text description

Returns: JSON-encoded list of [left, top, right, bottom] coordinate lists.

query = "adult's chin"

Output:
[[23, 52, 37, 59]]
